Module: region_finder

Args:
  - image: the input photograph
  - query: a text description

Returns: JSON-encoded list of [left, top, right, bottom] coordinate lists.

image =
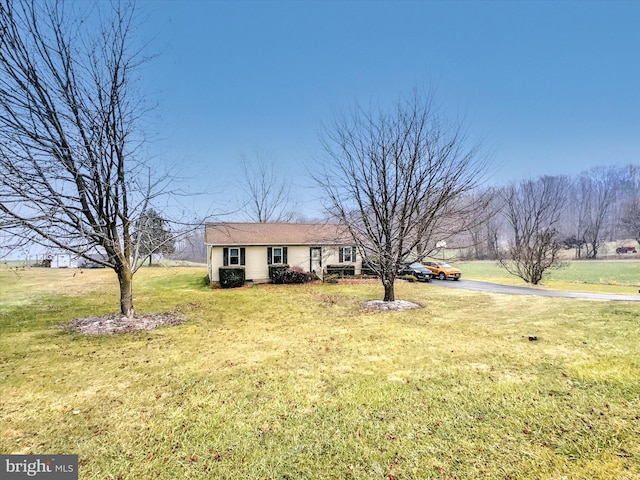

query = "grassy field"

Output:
[[458, 259, 640, 294], [1, 264, 639, 479]]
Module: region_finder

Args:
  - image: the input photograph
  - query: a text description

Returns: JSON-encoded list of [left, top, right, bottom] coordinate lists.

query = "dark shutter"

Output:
[[339, 248, 343, 263], [267, 247, 272, 265], [352, 246, 357, 262], [283, 247, 288, 264], [240, 248, 246, 266], [223, 248, 229, 266]]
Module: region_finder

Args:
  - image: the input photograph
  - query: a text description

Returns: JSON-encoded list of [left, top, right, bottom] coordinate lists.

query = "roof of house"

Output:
[[205, 222, 353, 246]]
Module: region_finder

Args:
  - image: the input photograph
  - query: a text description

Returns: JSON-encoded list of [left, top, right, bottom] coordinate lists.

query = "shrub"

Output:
[[269, 264, 289, 284], [218, 267, 245, 288], [403, 274, 417, 282], [361, 259, 380, 276], [283, 266, 317, 284], [325, 264, 355, 277]]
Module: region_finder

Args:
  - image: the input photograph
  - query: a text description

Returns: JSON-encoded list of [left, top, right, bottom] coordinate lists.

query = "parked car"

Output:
[[398, 262, 432, 282], [423, 260, 461, 280], [616, 246, 637, 254]]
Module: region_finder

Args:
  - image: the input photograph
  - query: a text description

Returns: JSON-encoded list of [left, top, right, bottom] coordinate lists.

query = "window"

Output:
[[267, 246, 288, 264], [228, 248, 240, 265], [223, 247, 245, 266], [339, 246, 356, 263]]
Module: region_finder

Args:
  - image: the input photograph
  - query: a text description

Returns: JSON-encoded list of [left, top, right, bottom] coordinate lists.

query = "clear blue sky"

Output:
[[138, 0, 639, 219]]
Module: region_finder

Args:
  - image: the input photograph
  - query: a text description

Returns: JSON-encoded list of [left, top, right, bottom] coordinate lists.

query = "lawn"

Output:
[[1, 265, 639, 479], [458, 259, 640, 294]]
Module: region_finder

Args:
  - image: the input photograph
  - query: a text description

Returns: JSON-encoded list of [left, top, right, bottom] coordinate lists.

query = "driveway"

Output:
[[432, 279, 640, 302]]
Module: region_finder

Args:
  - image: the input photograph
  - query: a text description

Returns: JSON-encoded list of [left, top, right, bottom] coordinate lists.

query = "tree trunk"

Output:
[[383, 278, 395, 302], [117, 267, 134, 317]]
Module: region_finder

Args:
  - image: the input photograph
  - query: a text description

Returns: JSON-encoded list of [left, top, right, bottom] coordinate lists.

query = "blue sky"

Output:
[[138, 0, 639, 219]]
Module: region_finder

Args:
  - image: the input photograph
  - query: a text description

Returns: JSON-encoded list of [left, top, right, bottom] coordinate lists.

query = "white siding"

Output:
[[207, 244, 361, 285], [284, 246, 312, 272]]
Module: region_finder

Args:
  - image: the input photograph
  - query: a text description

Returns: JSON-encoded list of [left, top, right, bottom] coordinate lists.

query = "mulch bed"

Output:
[[63, 312, 184, 335], [362, 300, 422, 311]]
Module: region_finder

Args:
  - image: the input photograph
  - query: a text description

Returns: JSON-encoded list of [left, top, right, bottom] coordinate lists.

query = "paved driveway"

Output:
[[432, 279, 640, 302]]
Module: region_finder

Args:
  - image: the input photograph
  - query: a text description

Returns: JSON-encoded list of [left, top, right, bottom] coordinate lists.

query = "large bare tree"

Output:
[[497, 176, 568, 284], [315, 92, 487, 301], [238, 151, 298, 223], [0, 0, 167, 316]]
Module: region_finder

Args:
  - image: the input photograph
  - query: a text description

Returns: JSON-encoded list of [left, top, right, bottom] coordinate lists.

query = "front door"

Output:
[[310, 247, 322, 279]]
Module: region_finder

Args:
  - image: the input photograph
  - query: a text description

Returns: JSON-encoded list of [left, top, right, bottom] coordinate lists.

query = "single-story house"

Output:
[[51, 252, 78, 268], [205, 222, 362, 285]]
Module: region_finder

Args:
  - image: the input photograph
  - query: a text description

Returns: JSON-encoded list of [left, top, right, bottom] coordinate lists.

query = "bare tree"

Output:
[[616, 164, 640, 246], [171, 228, 207, 263], [498, 176, 568, 284], [0, 0, 169, 316], [621, 199, 640, 246], [461, 188, 501, 260], [561, 179, 588, 259], [577, 167, 617, 258], [238, 151, 298, 223], [315, 92, 487, 301]]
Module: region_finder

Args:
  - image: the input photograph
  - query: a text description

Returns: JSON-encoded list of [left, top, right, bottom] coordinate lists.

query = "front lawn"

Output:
[[1, 266, 639, 479]]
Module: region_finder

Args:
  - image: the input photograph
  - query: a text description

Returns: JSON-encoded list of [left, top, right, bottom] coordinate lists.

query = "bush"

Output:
[[219, 267, 245, 288], [361, 260, 380, 277], [403, 274, 417, 282], [269, 264, 289, 284], [323, 274, 339, 284], [283, 266, 316, 284], [325, 264, 355, 277]]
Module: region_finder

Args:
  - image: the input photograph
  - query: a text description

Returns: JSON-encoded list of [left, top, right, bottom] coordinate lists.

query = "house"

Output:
[[50, 252, 77, 268], [205, 222, 362, 285]]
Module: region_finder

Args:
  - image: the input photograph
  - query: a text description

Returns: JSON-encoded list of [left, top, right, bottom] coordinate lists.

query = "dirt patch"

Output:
[[363, 300, 422, 311], [63, 312, 184, 335]]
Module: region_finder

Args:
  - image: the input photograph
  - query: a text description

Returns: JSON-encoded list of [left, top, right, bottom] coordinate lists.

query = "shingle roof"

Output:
[[205, 222, 353, 246]]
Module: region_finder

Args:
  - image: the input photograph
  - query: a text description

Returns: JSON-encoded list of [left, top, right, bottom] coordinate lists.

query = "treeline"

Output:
[[461, 164, 640, 261], [169, 163, 640, 266]]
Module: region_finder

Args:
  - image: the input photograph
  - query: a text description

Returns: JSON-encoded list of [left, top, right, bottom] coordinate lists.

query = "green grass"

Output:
[[458, 259, 640, 294], [1, 266, 639, 479]]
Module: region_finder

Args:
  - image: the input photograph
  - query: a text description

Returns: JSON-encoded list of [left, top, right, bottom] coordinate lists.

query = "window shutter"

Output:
[[283, 247, 288, 264], [352, 246, 357, 262], [223, 248, 229, 266], [339, 248, 343, 263], [240, 248, 246, 266], [267, 247, 272, 265]]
